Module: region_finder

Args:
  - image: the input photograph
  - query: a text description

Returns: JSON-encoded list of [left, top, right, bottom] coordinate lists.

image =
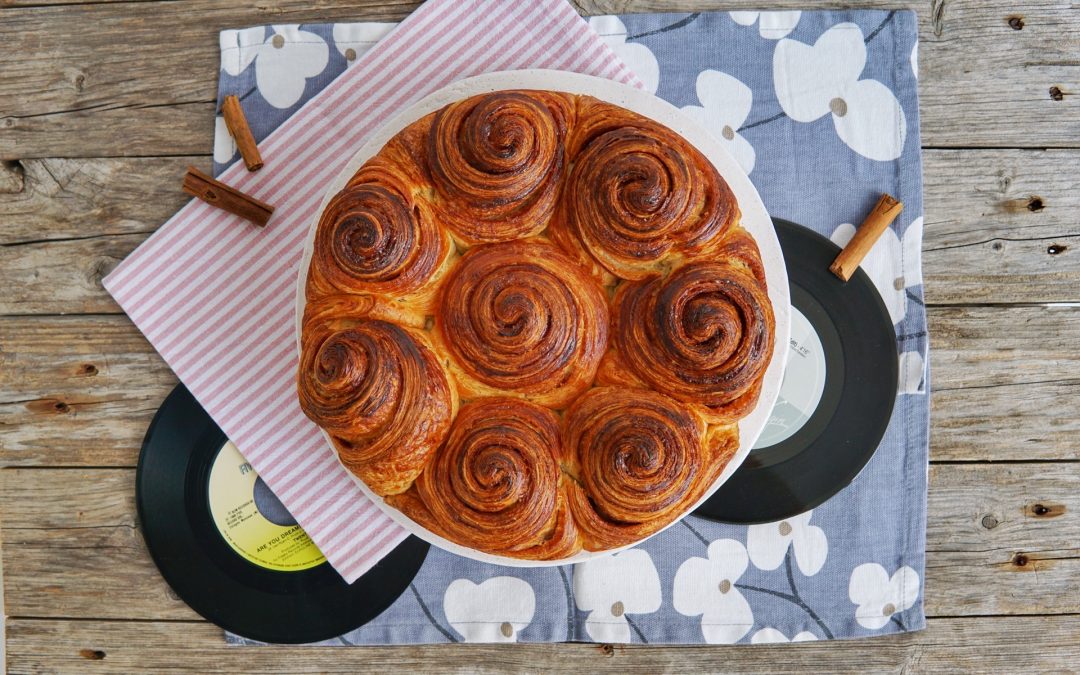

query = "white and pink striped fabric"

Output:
[[104, 0, 639, 582]]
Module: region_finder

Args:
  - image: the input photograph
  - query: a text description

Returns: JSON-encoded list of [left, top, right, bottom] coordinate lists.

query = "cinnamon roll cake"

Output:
[[298, 90, 775, 559]]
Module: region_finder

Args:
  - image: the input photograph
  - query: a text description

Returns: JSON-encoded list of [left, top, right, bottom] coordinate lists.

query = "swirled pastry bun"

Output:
[[298, 313, 456, 496], [550, 96, 740, 281], [432, 238, 608, 409], [562, 387, 736, 551], [306, 182, 454, 314], [388, 398, 580, 560], [426, 91, 574, 245]]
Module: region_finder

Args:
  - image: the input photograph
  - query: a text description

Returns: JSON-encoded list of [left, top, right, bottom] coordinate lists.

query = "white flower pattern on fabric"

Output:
[[332, 22, 396, 67], [830, 217, 922, 325], [219, 26, 330, 109], [751, 627, 818, 643], [574, 548, 662, 643], [256, 26, 330, 109], [443, 576, 536, 642], [673, 539, 754, 644], [747, 510, 828, 576], [910, 41, 919, 79], [730, 11, 802, 39], [903, 217, 924, 288], [898, 350, 926, 394], [774, 23, 906, 161], [589, 16, 660, 93], [213, 116, 237, 165], [681, 70, 756, 174], [220, 27, 266, 77], [849, 563, 920, 630]]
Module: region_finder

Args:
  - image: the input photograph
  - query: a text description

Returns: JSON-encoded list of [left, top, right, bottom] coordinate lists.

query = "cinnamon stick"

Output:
[[222, 95, 264, 171], [182, 166, 274, 227], [829, 193, 904, 282]]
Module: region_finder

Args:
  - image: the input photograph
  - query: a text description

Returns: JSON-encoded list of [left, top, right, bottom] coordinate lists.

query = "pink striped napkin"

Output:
[[104, 0, 640, 582]]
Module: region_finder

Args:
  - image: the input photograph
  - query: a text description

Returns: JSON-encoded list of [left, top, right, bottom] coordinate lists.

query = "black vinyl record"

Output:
[[137, 383, 429, 644], [695, 218, 898, 524]]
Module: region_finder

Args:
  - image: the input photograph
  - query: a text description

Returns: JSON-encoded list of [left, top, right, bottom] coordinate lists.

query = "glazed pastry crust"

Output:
[[299, 90, 774, 557]]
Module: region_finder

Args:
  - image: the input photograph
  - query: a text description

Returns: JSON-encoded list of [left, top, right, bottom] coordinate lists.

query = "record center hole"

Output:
[[500, 622, 513, 637], [252, 475, 298, 527]]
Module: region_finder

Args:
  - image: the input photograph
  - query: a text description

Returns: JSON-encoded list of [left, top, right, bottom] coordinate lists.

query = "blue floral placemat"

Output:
[[217, 8, 928, 645]]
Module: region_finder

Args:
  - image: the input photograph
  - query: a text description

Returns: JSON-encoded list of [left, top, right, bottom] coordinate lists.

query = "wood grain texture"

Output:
[[3, 465, 1077, 620], [929, 304, 1080, 461], [3, 0, 1080, 669], [922, 149, 1080, 305], [3, 149, 1079, 314], [5, 615, 1080, 674], [1, 0, 1079, 158], [0, 315, 176, 467], [0, 157, 202, 245], [0, 1, 419, 160]]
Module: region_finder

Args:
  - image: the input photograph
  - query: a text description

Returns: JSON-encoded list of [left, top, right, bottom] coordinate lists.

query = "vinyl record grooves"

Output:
[[695, 218, 898, 524], [137, 384, 429, 644]]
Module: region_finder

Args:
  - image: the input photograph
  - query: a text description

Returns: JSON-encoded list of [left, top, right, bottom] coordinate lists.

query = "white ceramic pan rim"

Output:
[[295, 69, 790, 567]]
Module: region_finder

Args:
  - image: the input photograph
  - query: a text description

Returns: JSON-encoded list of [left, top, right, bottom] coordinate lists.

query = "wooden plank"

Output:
[[2, 464, 1077, 620], [0, 469, 199, 622], [1, 234, 131, 315], [0, 157, 200, 245], [922, 149, 1080, 305], [925, 463, 1080, 617], [5, 615, 1080, 674], [4, 302, 1077, 467], [0, 315, 175, 467], [0, 1, 1078, 158], [929, 304, 1080, 461], [3, 149, 1080, 313], [0, 1, 419, 160]]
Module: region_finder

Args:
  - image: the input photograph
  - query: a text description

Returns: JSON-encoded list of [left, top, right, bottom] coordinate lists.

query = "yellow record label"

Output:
[[207, 441, 326, 571]]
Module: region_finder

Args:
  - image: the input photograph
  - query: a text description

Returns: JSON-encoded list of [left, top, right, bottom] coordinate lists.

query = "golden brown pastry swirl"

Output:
[[564, 387, 726, 550], [306, 181, 450, 304], [607, 259, 774, 423], [435, 239, 608, 408], [389, 398, 580, 559], [551, 102, 739, 280], [427, 91, 572, 244], [297, 317, 454, 496]]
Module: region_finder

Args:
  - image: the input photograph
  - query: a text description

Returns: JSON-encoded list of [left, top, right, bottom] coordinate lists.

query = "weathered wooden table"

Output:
[[2, 0, 1079, 671]]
